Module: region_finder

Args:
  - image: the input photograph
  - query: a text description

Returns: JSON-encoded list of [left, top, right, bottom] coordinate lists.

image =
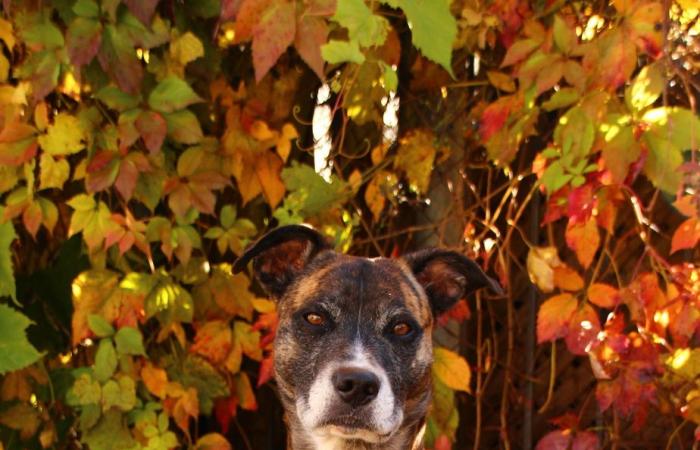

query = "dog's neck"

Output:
[[284, 412, 426, 450]]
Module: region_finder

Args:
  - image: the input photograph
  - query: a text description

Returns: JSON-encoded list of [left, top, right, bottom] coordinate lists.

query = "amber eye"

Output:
[[392, 322, 412, 336], [305, 313, 324, 326]]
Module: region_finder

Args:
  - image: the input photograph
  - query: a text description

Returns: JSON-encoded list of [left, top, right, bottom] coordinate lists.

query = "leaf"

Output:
[[145, 278, 194, 325], [587, 283, 619, 309], [553, 15, 577, 54], [141, 362, 168, 398], [254, 151, 286, 208], [279, 161, 350, 219], [601, 124, 640, 184], [0, 402, 41, 439], [124, 0, 160, 25], [543, 88, 580, 111], [643, 107, 700, 152], [0, 218, 17, 302], [95, 86, 141, 112], [169, 31, 205, 66], [537, 293, 578, 343], [332, 0, 388, 48], [190, 320, 232, 364], [642, 133, 682, 194], [321, 39, 366, 64], [671, 218, 700, 254], [0, 304, 43, 374], [66, 17, 103, 67], [399, 0, 456, 76], [235, 372, 258, 410], [0, 121, 38, 167], [432, 347, 471, 392], [38, 113, 86, 156], [196, 433, 232, 450], [252, 0, 296, 82], [394, 129, 437, 194], [82, 409, 136, 450], [149, 77, 204, 113], [101, 376, 136, 411], [535, 430, 570, 450], [67, 194, 121, 250], [135, 110, 167, 153], [625, 61, 664, 112], [94, 339, 118, 382], [526, 246, 562, 293], [295, 16, 328, 79], [565, 303, 600, 355], [67, 373, 102, 406], [565, 217, 600, 269], [98, 24, 143, 94], [486, 70, 516, 92], [88, 314, 115, 338], [165, 110, 204, 144], [501, 39, 540, 67], [39, 153, 70, 190], [114, 326, 146, 355], [552, 265, 584, 292]]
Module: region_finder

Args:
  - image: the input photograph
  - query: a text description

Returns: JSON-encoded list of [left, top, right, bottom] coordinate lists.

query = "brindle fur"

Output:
[[233, 226, 500, 450]]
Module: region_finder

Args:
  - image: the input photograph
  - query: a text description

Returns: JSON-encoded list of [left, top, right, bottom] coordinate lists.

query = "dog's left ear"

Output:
[[233, 225, 331, 298], [403, 249, 503, 315]]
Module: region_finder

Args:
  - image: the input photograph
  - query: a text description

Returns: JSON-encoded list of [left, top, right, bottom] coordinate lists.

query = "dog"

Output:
[[233, 225, 501, 450]]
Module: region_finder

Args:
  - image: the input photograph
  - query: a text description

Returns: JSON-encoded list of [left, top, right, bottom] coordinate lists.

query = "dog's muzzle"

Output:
[[295, 350, 404, 444]]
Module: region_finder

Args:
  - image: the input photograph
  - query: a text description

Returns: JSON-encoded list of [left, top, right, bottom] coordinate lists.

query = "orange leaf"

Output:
[[671, 218, 700, 254], [537, 293, 578, 343], [254, 151, 285, 209], [195, 433, 232, 450], [141, 362, 168, 399], [173, 387, 199, 433], [587, 283, 619, 309], [553, 264, 584, 292], [565, 217, 600, 269], [565, 303, 601, 355], [235, 373, 258, 411], [190, 320, 232, 364]]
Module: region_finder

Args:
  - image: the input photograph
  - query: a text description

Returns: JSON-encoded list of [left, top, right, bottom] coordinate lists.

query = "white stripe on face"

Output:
[[295, 341, 403, 446]]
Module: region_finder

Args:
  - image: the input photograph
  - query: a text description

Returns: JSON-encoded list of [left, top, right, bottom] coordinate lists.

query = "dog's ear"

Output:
[[233, 225, 331, 298], [403, 249, 503, 315]]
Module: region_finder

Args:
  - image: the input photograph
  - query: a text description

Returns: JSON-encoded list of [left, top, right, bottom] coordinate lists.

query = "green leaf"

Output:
[[553, 15, 577, 54], [166, 354, 229, 415], [101, 376, 136, 411], [643, 106, 700, 152], [321, 39, 366, 64], [642, 133, 682, 194], [0, 304, 43, 374], [0, 216, 17, 301], [541, 160, 572, 193], [381, 62, 398, 92], [626, 62, 665, 113], [73, 0, 100, 18], [555, 107, 594, 161], [332, 0, 388, 48], [148, 76, 204, 113], [67, 372, 103, 406], [398, 0, 456, 76], [114, 326, 145, 355], [88, 314, 115, 338], [542, 88, 580, 111], [95, 86, 141, 112], [220, 205, 237, 229], [165, 110, 204, 144], [601, 122, 640, 184], [145, 278, 194, 324], [94, 339, 118, 382], [278, 162, 350, 219], [82, 409, 136, 450]]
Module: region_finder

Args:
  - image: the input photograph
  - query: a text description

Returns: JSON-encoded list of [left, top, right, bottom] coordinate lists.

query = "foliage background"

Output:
[[0, 0, 699, 449]]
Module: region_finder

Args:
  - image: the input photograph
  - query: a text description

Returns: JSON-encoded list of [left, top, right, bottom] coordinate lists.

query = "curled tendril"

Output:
[[292, 105, 314, 126], [337, 137, 371, 160]]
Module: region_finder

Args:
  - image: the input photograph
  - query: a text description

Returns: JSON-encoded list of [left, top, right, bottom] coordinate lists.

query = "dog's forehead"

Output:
[[285, 254, 431, 323]]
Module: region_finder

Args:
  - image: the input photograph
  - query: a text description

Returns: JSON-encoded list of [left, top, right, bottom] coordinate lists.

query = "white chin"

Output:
[[317, 425, 392, 444]]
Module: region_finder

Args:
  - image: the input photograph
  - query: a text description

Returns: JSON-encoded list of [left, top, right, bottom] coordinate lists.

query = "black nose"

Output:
[[332, 367, 380, 407]]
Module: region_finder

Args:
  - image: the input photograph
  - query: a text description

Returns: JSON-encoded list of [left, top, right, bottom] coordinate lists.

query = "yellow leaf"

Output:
[[276, 123, 298, 162], [395, 129, 437, 194], [348, 169, 362, 193], [38, 113, 86, 156], [0, 18, 15, 50], [39, 153, 70, 190], [249, 120, 276, 141], [432, 347, 471, 393], [365, 175, 386, 221], [526, 246, 562, 293], [235, 372, 257, 410], [0, 54, 8, 83], [169, 31, 204, 66], [196, 433, 232, 450]]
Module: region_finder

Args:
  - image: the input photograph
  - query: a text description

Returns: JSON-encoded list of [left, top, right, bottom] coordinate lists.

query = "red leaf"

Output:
[[87, 150, 116, 173], [66, 18, 103, 67], [0, 122, 38, 166], [567, 184, 595, 224], [294, 15, 328, 80], [124, 0, 159, 25], [233, 0, 273, 42], [22, 202, 42, 238], [565, 303, 601, 355], [535, 430, 570, 450], [437, 299, 471, 326], [565, 217, 600, 269], [214, 397, 238, 435], [480, 95, 518, 141], [257, 355, 274, 387], [434, 435, 452, 450], [135, 110, 167, 154], [252, 0, 296, 82], [572, 432, 599, 450], [671, 217, 700, 254], [115, 159, 139, 200], [537, 293, 578, 343]]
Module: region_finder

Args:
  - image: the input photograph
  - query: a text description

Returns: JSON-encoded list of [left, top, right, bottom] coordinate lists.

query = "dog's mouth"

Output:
[[314, 423, 394, 444]]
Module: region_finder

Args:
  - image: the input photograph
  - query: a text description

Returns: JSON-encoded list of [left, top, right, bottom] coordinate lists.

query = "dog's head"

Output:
[[233, 225, 500, 446]]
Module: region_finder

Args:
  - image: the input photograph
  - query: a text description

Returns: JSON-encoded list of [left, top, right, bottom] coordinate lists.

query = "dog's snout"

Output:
[[332, 367, 380, 407]]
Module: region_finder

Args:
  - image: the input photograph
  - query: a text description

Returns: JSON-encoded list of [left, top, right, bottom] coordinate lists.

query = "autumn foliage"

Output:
[[0, 0, 699, 449]]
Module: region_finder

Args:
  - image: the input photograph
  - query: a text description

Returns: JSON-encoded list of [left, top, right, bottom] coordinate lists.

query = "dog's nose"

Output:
[[332, 367, 380, 407]]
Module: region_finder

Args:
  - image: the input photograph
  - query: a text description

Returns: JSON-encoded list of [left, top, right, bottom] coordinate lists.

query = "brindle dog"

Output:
[[233, 225, 501, 450]]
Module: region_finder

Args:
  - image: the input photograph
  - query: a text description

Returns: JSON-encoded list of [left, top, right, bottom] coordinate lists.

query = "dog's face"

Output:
[[233, 226, 500, 447]]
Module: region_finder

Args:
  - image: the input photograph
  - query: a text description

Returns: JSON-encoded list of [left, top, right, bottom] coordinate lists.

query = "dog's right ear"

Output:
[[232, 225, 331, 298]]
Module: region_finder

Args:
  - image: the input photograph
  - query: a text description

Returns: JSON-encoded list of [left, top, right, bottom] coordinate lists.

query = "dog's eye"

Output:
[[392, 322, 412, 336], [304, 312, 324, 326]]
